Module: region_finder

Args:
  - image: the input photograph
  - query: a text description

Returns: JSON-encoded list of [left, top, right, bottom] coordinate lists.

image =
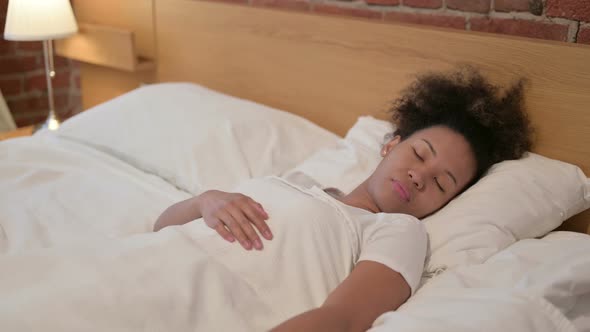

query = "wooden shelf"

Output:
[[0, 125, 34, 141], [55, 22, 155, 72]]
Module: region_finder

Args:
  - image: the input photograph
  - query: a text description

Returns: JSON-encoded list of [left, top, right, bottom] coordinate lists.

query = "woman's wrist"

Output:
[[191, 193, 205, 220], [153, 195, 205, 231]]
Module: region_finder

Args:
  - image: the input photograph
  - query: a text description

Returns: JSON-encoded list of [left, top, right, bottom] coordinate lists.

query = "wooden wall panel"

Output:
[[68, 0, 157, 109], [72, 0, 155, 58], [80, 63, 156, 110]]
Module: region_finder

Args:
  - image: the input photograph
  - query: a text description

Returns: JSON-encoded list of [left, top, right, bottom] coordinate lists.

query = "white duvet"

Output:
[[1, 135, 589, 331], [0, 135, 188, 253], [370, 231, 590, 332]]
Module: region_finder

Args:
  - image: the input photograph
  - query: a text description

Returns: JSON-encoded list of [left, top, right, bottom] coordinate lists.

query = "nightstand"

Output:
[[0, 125, 35, 141]]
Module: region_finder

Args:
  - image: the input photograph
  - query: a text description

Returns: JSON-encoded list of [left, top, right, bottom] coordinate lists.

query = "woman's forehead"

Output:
[[409, 126, 467, 146]]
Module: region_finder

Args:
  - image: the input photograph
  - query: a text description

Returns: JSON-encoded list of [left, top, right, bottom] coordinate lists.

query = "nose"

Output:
[[408, 169, 424, 190]]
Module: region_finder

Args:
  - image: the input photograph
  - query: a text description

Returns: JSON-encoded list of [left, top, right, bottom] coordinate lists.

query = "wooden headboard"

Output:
[[65, 0, 590, 233]]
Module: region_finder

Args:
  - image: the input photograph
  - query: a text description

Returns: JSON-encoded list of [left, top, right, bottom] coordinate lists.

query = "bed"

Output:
[[2, 0, 590, 331]]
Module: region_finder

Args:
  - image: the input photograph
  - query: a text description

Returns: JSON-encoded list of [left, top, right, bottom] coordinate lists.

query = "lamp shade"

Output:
[[4, 0, 78, 41]]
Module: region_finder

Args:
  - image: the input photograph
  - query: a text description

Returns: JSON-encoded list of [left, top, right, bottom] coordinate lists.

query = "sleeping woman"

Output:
[[153, 66, 533, 331]]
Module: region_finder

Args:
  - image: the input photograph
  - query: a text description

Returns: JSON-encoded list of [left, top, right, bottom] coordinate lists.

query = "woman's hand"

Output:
[[198, 190, 272, 250]]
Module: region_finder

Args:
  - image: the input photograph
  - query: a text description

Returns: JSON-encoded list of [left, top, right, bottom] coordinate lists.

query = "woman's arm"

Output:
[[271, 261, 411, 332], [153, 190, 273, 250], [153, 196, 203, 232]]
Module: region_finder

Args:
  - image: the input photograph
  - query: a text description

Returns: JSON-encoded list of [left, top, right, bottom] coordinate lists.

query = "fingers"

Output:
[[242, 202, 273, 241], [218, 210, 253, 250], [202, 192, 272, 251], [214, 223, 235, 243], [227, 207, 264, 250]]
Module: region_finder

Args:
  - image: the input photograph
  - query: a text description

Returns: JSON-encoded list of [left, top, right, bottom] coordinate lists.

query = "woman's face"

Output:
[[366, 125, 477, 218]]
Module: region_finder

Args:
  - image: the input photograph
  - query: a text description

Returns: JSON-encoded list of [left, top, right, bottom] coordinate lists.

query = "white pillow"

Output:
[[284, 116, 590, 272], [283, 116, 393, 194], [55, 83, 340, 194], [424, 152, 590, 271]]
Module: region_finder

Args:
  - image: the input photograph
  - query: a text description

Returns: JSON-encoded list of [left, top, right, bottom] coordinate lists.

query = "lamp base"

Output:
[[39, 40, 60, 132], [40, 109, 60, 131]]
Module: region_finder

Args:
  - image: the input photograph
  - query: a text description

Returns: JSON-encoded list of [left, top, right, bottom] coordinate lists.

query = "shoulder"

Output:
[[371, 213, 426, 236], [359, 213, 428, 262]]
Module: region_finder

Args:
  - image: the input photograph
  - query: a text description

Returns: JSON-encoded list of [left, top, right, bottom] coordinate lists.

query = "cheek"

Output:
[[413, 190, 450, 217], [372, 159, 398, 185], [369, 177, 406, 213]]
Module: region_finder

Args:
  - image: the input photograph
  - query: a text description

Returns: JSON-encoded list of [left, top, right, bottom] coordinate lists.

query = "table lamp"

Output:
[[4, 0, 78, 131]]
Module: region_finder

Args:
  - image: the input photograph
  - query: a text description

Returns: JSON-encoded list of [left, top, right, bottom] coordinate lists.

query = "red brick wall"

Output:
[[244, 0, 590, 43], [0, 0, 81, 128], [1, 0, 589, 128]]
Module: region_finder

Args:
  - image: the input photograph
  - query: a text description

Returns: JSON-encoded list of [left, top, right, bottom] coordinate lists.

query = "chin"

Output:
[[373, 194, 402, 214]]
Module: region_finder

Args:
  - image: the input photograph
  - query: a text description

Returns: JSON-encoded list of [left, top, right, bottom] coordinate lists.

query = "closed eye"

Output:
[[413, 148, 424, 161], [434, 177, 445, 193]]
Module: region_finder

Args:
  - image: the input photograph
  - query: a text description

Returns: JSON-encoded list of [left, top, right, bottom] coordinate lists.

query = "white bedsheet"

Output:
[[370, 231, 590, 332], [1, 135, 588, 331], [0, 135, 189, 253]]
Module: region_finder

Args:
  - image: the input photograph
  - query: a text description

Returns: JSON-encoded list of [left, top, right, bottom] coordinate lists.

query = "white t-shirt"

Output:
[[213, 177, 428, 308], [310, 184, 428, 295], [283, 172, 428, 294]]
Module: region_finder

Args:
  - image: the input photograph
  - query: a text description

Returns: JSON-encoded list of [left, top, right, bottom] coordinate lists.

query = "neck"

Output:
[[338, 180, 381, 213]]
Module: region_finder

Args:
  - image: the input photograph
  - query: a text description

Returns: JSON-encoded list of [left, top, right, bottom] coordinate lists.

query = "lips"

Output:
[[392, 180, 410, 202]]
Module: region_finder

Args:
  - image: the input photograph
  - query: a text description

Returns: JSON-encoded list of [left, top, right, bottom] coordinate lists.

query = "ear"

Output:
[[381, 135, 402, 157]]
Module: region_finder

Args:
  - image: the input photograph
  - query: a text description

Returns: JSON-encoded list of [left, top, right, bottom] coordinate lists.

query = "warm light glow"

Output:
[[4, 0, 78, 41], [47, 118, 60, 131]]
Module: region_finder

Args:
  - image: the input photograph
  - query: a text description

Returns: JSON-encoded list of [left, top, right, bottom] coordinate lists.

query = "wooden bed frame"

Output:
[[64, 0, 590, 233]]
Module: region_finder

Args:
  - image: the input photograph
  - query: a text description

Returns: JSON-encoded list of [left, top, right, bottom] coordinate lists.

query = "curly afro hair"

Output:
[[388, 65, 534, 181]]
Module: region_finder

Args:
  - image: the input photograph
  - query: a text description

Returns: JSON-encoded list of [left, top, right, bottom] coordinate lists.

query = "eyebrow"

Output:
[[422, 138, 458, 186], [446, 170, 457, 186], [421, 139, 436, 156]]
